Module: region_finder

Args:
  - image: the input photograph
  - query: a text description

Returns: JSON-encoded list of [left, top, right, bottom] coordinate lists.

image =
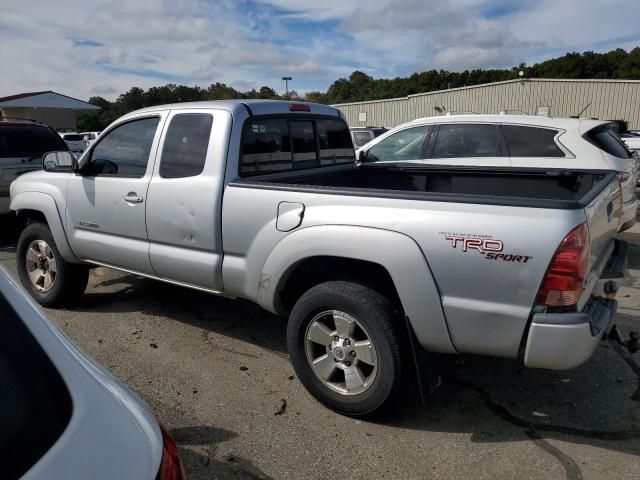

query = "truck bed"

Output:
[[234, 164, 616, 210], [225, 163, 621, 360]]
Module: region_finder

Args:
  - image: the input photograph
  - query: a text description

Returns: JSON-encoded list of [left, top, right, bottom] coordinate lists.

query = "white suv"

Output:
[[357, 114, 639, 230]]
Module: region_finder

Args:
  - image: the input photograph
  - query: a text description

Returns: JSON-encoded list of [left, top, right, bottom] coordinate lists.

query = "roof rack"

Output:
[[444, 111, 480, 115], [498, 109, 530, 115]]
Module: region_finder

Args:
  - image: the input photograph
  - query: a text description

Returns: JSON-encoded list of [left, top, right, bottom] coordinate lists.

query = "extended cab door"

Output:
[[145, 109, 230, 291], [65, 113, 167, 274]]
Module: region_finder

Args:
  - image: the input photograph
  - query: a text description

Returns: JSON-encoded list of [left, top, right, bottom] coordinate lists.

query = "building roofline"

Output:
[[0, 91, 53, 103], [0, 90, 98, 109], [332, 77, 640, 107]]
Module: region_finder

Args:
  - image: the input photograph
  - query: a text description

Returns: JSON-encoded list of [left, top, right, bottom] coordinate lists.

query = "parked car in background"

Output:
[[356, 114, 639, 231], [0, 120, 68, 215], [0, 266, 184, 480], [58, 132, 85, 156], [350, 126, 387, 147], [80, 131, 101, 149], [619, 132, 640, 153], [9, 100, 629, 416]]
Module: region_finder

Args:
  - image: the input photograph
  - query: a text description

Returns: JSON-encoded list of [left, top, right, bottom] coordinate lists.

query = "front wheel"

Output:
[[287, 281, 404, 416], [17, 222, 88, 307]]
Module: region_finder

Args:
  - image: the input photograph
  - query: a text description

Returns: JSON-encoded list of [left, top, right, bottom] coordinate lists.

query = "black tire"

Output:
[[287, 281, 404, 416], [16, 222, 88, 307]]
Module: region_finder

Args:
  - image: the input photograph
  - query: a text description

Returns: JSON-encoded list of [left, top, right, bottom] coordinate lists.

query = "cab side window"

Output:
[[84, 117, 160, 177], [432, 124, 500, 158], [366, 126, 428, 162], [159, 114, 213, 178]]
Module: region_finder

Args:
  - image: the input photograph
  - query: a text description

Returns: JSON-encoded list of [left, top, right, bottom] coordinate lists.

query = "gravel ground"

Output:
[[1, 215, 639, 480]]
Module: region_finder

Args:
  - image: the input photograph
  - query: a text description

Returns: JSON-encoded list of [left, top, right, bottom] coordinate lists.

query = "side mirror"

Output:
[[42, 151, 77, 172], [357, 149, 368, 163]]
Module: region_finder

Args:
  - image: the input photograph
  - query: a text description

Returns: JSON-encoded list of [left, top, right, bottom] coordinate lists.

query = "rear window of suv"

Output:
[[0, 294, 72, 479], [585, 124, 632, 159], [240, 117, 355, 176], [0, 125, 66, 158]]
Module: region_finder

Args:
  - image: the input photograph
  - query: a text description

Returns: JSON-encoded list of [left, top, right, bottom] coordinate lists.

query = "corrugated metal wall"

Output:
[[335, 79, 640, 129]]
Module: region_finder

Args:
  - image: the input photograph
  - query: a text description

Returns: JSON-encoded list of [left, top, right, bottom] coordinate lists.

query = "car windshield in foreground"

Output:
[[0, 125, 66, 158], [0, 293, 73, 479]]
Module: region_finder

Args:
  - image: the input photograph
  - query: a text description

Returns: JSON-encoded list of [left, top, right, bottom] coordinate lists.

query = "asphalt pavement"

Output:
[[1, 215, 638, 480]]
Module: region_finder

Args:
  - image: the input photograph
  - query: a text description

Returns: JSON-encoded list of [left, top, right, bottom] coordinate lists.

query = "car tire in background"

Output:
[[16, 222, 88, 307], [287, 281, 405, 416]]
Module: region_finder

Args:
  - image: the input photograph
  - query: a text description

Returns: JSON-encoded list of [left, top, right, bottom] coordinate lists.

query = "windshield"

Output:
[[0, 125, 67, 158]]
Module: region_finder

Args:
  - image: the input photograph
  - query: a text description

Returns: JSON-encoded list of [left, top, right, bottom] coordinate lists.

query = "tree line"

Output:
[[78, 47, 640, 131]]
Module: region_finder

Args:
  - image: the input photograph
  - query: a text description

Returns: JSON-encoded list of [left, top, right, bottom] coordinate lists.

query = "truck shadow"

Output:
[[73, 268, 640, 459], [388, 337, 640, 458]]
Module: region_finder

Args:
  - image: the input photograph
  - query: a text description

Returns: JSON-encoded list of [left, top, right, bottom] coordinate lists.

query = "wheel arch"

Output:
[[11, 192, 79, 263], [258, 225, 456, 354]]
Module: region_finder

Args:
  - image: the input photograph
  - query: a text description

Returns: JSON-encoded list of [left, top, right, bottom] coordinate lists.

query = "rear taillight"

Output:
[[156, 426, 185, 480], [536, 223, 590, 308]]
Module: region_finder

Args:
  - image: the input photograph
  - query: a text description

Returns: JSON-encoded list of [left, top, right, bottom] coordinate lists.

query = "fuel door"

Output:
[[276, 201, 305, 232]]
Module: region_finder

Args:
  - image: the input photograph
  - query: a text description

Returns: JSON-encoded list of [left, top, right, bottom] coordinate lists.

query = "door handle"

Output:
[[124, 193, 143, 204]]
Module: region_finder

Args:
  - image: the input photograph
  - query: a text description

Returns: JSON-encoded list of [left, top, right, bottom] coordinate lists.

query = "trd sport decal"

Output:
[[439, 232, 533, 263]]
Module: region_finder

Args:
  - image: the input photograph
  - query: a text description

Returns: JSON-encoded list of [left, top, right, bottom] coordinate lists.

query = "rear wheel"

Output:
[[287, 281, 404, 416], [17, 222, 88, 307]]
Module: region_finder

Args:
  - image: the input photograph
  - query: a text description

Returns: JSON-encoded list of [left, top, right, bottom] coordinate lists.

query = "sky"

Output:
[[1, 0, 640, 101]]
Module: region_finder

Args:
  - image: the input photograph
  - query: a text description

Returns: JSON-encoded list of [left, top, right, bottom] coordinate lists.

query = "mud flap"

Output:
[[404, 315, 442, 405]]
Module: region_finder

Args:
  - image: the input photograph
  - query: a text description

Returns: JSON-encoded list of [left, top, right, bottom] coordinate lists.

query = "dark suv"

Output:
[[0, 121, 68, 215]]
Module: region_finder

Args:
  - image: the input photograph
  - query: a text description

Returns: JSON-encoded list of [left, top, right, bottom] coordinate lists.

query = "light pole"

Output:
[[282, 76, 292, 100]]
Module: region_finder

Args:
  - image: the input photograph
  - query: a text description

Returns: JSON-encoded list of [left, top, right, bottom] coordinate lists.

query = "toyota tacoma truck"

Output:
[[9, 100, 629, 416]]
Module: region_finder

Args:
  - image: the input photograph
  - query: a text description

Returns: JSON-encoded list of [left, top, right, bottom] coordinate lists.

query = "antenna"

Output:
[[576, 103, 591, 117]]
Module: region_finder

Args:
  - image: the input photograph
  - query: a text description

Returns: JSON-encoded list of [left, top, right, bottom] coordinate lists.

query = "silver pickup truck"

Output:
[[10, 100, 629, 416]]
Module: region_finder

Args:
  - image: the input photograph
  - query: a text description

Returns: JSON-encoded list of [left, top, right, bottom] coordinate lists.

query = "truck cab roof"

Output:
[[126, 100, 343, 119]]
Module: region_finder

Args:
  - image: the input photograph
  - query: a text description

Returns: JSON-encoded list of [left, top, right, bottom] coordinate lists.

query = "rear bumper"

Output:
[[524, 239, 628, 370], [524, 297, 617, 369]]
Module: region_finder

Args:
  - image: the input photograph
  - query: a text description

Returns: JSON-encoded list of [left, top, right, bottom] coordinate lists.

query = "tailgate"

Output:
[[581, 173, 623, 304]]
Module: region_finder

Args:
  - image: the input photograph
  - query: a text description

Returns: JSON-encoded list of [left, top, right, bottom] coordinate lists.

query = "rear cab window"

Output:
[[0, 294, 72, 479], [240, 117, 354, 176]]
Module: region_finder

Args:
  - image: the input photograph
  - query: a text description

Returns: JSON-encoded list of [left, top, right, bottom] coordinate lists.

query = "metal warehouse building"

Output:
[[0, 91, 99, 131], [334, 78, 640, 129]]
